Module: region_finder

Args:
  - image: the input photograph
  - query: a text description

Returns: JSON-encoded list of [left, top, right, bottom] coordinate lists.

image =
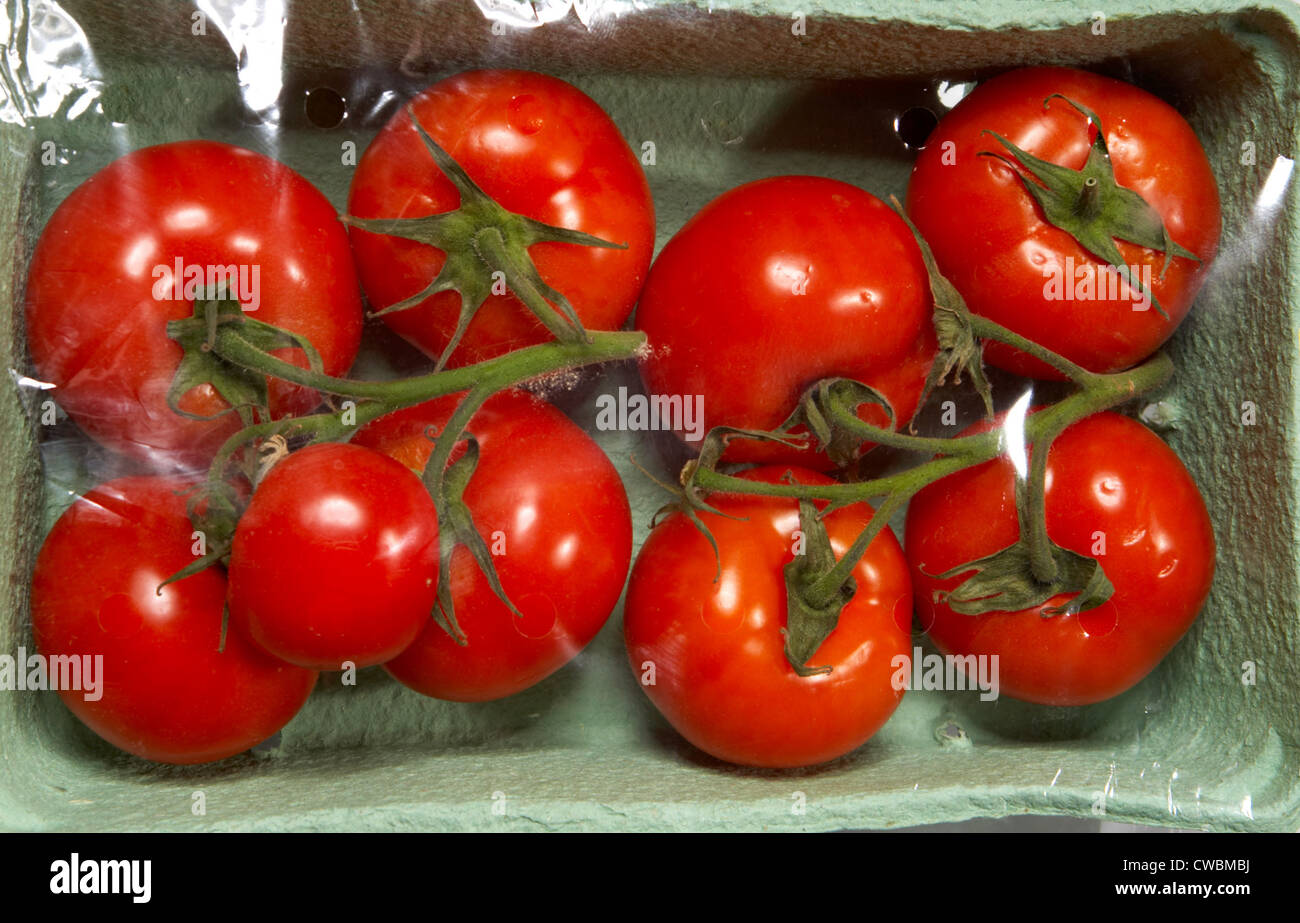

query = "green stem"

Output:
[[692, 351, 1172, 506], [689, 351, 1171, 635], [694, 447, 978, 504], [825, 404, 1001, 456], [1016, 420, 1064, 584], [201, 327, 645, 487], [817, 313, 1106, 454], [804, 490, 910, 610], [472, 228, 584, 343], [422, 386, 493, 496], [1075, 176, 1103, 220], [211, 326, 643, 403], [968, 314, 1101, 386]]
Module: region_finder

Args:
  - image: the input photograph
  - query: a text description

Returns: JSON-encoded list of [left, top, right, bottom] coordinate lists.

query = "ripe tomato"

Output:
[[904, 412, 1215, 706], [635, 176, 936, 468], [906, 67, 1220, 378], [623, 467, 913, 769], [24, 141, 363, 469], [354, 388, 632, 702], [347, 69, 655, 367], [227, 443, 439, 671], [30, 477, 317, 765]]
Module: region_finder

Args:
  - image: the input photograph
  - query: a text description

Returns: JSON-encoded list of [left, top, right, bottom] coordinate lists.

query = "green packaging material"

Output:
[[0, 0, 1296, 831]]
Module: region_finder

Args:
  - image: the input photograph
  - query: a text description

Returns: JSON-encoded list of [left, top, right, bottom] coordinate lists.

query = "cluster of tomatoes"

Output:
[[25, 66, 1219, 770]]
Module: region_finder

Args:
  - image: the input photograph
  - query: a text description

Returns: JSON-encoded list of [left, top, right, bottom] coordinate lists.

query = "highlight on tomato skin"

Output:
[[226, 442, 441, 672], [904, 411, 1216, 707], [29, 476, 319, 766], [354, 388, 634, 702], [23, 140, 364, 471], [623, 466, 913, 769], [634, 174, 937, 470]]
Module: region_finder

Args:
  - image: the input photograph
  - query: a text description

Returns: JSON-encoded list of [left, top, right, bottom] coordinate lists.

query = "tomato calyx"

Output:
[[165, 292, 325, 427], [646, 426, 804, 582], [413, 389, 524, 644], [979, 94, 1201, 320], [892, 198, 995, 424], [432, 436, 519, 643], [669, 376, 902, 480], [345, 105, 626, 370], [780, 378, 896, 469], [664, 427, 907, 677], [156, 479, 244, 597], [782, 494, 852, 676], [924, 534, 1114, 617], [154, 480, 244, 652], [921, 410, 1115, 618]]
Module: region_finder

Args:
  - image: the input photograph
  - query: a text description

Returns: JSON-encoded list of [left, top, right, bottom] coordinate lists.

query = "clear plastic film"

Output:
[[1, 0, 1296, 835]]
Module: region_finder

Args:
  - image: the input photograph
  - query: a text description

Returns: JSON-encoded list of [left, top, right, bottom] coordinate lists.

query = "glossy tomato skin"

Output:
[[906, 67, 1220, 378], [348, 69, 655, 367], [624, 467, 913, 769], [31, 477, 318, 764], [636, 176, 936, 468], [24, 141, 363, 470], [354, 389, 633, 702], [905, 412, 1215, 706], [228, 443, 439, 671]]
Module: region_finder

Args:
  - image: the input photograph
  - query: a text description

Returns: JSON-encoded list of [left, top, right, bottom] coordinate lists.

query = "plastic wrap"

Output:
[[1, 0, 1297, 834]]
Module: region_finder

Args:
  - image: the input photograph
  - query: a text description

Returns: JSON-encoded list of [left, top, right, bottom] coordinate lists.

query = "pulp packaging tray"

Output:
[[1, 0, 1298, 832]]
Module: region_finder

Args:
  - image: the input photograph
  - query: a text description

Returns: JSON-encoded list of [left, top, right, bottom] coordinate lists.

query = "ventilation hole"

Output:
[[304, 87, 347, 129], [894, 106, 939, 151]]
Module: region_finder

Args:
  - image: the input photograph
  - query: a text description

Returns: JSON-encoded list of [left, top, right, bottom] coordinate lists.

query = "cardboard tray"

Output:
[[0, 0, 1296, 831]]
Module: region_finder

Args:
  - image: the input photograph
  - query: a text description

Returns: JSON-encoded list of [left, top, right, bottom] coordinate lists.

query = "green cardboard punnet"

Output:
[[1, 0, 1297, 831]]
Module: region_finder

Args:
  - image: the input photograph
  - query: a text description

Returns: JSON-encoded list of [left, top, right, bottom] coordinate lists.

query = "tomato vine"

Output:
[[161, 123, 1181, 674]]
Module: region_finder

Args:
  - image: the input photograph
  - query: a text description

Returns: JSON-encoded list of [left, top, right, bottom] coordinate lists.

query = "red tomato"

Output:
[[904, 412, 1215, 706], [227, 443, 439, 671], [347, 69, 655, 367], [636, 176, 936, 468], [30, 477, 317, 764], [24, 141, 363, 469], [906, 67, 1220, 378], [623, 467, 913, 768], [354, 388, 632, 701]]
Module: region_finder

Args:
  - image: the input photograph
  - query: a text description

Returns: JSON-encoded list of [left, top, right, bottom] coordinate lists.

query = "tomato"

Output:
[[906, 66, 1220, 378], [904, 411, 1215, 706], [24, 141, 363, 470], [623, 467, 913, 768], [227, 443, 439, 671], [354, 388, 632, 701], [635, 176, 936, 468], [347, 69, 655, 367], [30, 477, 317, 764]]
